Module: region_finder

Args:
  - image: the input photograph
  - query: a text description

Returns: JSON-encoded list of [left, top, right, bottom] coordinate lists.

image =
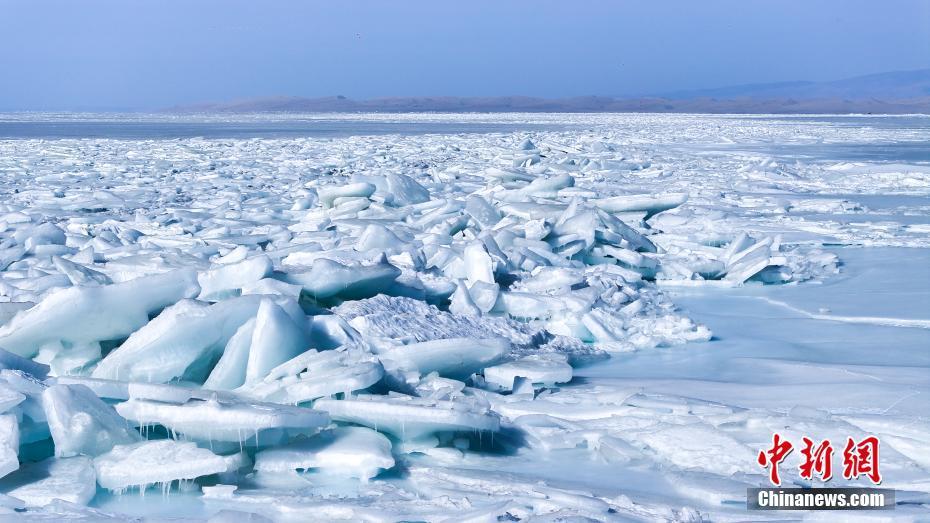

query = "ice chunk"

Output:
[[240, 347, 383, 405], [484, 354, 573, 391], [718, 235, 784, 284], [517, 174, 574, 198], [241, 278, 303, 299], [497, 292, 554, 320], [596, 209, 656, 253], [243, 299, 309, 384], [0, 303, 32, 328], [17, 222, 66, 250], [378, 337, 509, 380], [0, 348, 48, 379], [725, 258, 774, 284], [594, 193, 688, 219], [721, 232, 754, 261], [203, 319, 255, 391], [334, 295, 543, 355], [463, 242, 495, 286], [552, 207, 597, 249], [598, 245, 657, 273], [254, 426, 393, 481], [523, 218, 550, 241], [467, 281, 500, 313], [464, 195, 501, 230], [291, 193, 318, 212], [115, 396, 329, 444], [0, 371, 48, 446], [51, 376, 130, 402], [215, 245, 249, 265], [52, 256, 112, 286], [0, 385, 24, 415], [318, 182, 376, 208], [384, 173, 430, 207], [0, 415, 18, 479], [448, 280, 481, 317], [42, 384, 141, 458], [54, 376, 238, 405], [284, 258, 401, 301], [352, 173, 429, 207], [414, 373, 466, 401], [483, 166, 534, 182], [93, 440, 227, 492], [217, 451, 252, 476], [34, 339, 103, 377], [0, 269, 200, 358], [0, 457, 96, 507], [198, 255, 273, 301], [126, 382, 193, 404], [93, 296, 262, 383], [0, 247, 25, 274], [315, 394, 499, 440], [354, 223, 405, 253], [519, 267, 585, 293]]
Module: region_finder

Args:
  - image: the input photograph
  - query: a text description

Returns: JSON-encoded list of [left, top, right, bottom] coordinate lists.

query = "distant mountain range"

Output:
[[169, 69, 930, 114]]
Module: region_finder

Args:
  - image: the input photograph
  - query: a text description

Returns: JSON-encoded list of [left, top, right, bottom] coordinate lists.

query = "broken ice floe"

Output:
[[483, 353, 573, 392], [0, 456, 96, 507], [315, 393, 500, 440], [254, 426, 393, 481], [0, 269, 199, 359], [43, 384, 141, 457], [115, 395, 329, 446], [237, 346, 384, 405], [93, 440, 228, 493]]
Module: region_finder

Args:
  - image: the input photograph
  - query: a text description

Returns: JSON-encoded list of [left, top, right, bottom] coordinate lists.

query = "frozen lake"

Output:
[[0, 113, 926, 521], [0, 113, 574, 139]]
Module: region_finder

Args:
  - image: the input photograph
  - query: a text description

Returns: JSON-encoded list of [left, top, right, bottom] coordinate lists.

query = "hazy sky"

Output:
[[2, 0, 928, 110]]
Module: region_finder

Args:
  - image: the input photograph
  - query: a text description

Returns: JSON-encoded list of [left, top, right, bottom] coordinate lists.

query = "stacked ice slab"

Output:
[[0, 134, 834, 519]]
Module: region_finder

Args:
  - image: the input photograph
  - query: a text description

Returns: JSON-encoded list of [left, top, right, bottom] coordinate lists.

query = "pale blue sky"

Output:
[[1, 0, 928, 110]]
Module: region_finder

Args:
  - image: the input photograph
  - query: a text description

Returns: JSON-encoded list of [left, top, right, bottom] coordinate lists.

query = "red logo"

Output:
[[799, 437, 833, 481], [758, 434, 881, 486], [842, 436, 882, 484], [757, 433, 793, 486]]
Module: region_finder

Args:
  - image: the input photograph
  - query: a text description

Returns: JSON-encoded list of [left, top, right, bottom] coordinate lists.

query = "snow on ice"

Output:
[[0, 113, 925, 520]]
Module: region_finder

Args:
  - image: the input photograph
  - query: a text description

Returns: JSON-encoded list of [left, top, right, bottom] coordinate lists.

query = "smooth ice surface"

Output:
[[0, 113, 927, 521]]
